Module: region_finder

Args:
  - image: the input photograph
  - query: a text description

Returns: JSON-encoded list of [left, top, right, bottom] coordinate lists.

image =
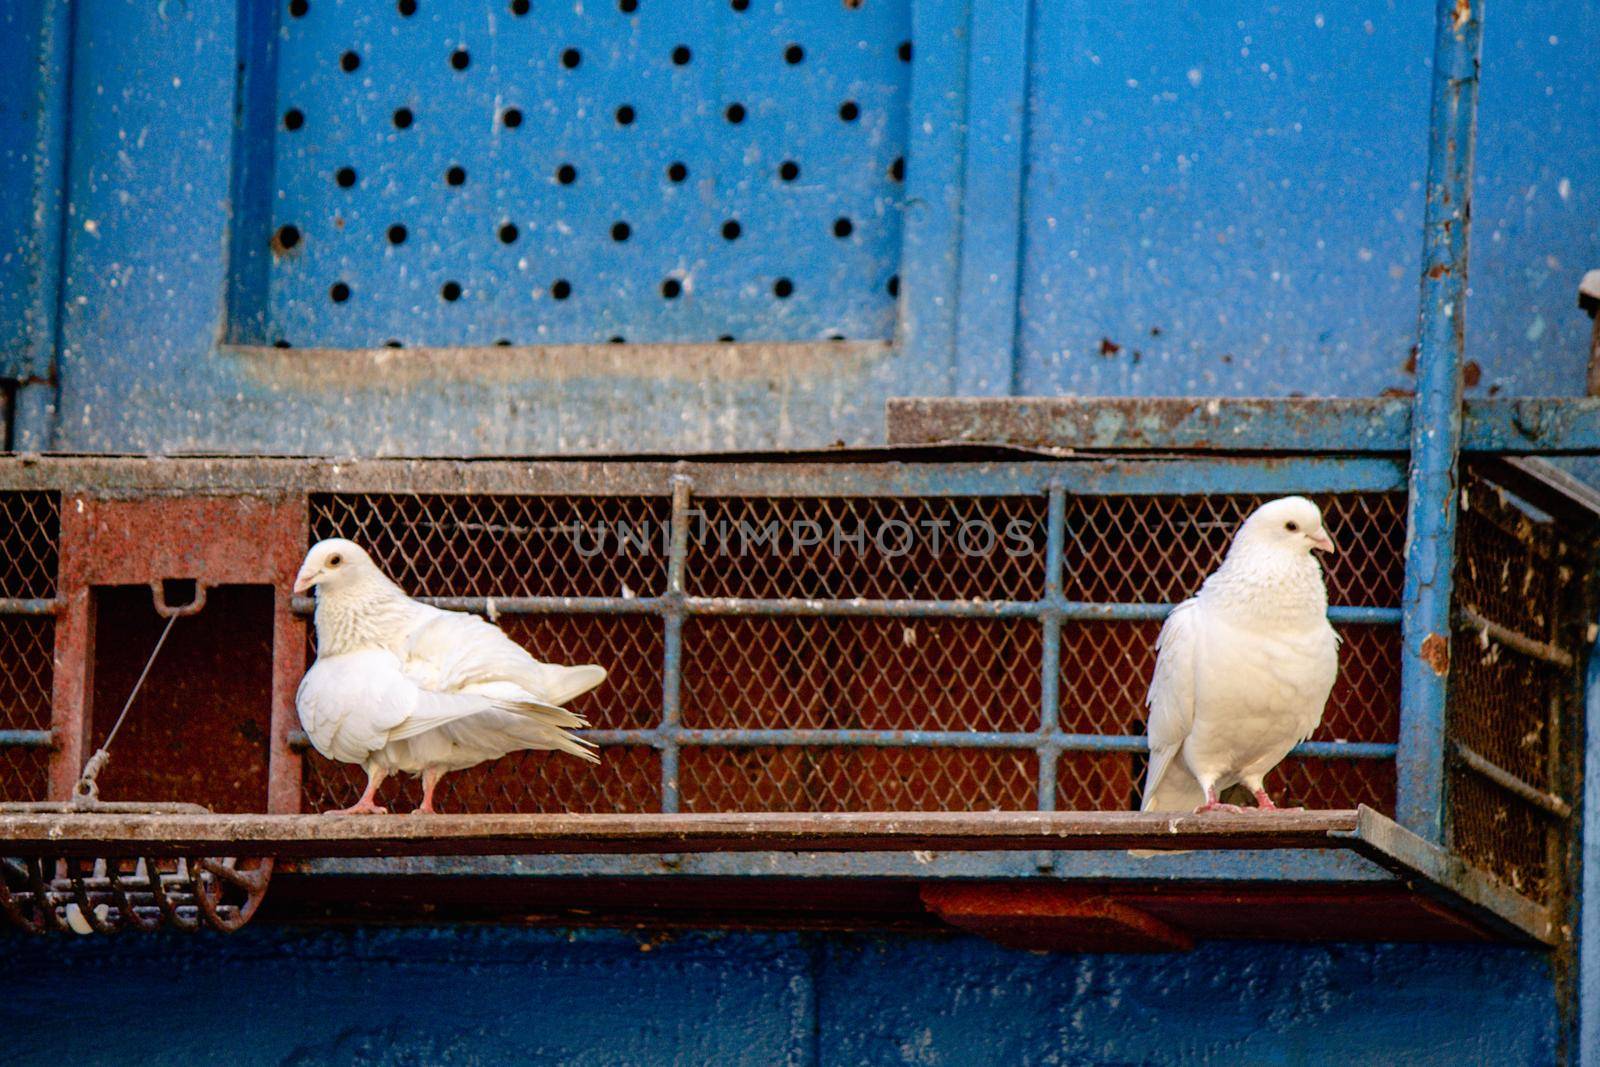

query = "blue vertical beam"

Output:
[[897, 0, 973, 392], [1582, 626, 1600, 1067], [9, 0, 73, 450], [950, 0, 1032, 396], [1036, 483, 1064, 813], [659, 474, 693, 816], [1396, 0, 1484, 842]]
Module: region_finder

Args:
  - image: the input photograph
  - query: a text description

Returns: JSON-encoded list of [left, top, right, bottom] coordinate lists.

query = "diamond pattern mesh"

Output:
[[290, 488, 1406, 816], [1062, 492, 1405, 606], [682, 616, 1039, 732], [0, 491, 57, 804], [310, 493, 670, 597], [1445, 468, 1587, 904], [0, 491, 58, 598], [680, 746, 1037, 813], [686, 496, 1047, 600]]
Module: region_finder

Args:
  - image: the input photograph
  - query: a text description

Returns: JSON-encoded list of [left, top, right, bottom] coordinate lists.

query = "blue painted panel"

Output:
[[1468, 2, 1600, 396], [265, 0, 910, 347], [0, 1, 66, 383], [0, 927, 1558, 1066], [1016, 1, 1434, 397]]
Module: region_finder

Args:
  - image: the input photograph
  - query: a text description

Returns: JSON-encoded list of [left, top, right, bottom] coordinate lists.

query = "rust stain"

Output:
[[1098, 338, 1122, 357], [1452, 0, 1471, 29], [1426, 264, 1449, 279], [230, 340, 893, 388], [1421, 632, 1450, 676], [1463, 360, 1481, 388]]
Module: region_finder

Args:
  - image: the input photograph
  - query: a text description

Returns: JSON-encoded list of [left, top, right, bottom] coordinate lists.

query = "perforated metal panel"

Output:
[[266, 0, 911, 347]]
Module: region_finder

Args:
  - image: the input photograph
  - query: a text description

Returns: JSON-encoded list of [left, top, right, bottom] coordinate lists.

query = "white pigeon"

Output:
[[293, 538, 605, 814], [1140, 496, 1340, 816]]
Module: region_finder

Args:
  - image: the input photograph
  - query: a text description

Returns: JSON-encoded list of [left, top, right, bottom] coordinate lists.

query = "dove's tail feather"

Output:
[[1129, 754, 1206, 858], [491, 700, 602, 764], [528, 663, 607, 706]]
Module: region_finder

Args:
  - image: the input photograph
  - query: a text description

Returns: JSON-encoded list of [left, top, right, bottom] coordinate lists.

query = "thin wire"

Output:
[[99, 612, 181, 758]]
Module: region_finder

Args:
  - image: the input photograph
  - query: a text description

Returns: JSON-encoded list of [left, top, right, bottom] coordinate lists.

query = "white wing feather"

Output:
[[401, 608, 607, 706], [1141, 598, 1206, 812]]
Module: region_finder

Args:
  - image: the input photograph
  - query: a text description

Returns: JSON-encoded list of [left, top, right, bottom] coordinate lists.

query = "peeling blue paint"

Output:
[[0, 926, 1557, 1066]]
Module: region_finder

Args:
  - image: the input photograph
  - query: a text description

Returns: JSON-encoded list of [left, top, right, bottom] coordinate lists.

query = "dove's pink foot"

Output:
[[1194, 800, 1246, 814], [329, 800, 388, 815], [411, 768, 442, 815], [328, 768, 387, 815], [1193, 787, 1245, 814], [1250, 789, 1304, 813]]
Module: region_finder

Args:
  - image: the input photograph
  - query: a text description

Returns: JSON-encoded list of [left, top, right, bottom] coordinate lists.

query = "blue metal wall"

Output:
[[1, 1, 1596, 1061], [0, 927, 1559, 1066], [3, 1, 1596, 452]]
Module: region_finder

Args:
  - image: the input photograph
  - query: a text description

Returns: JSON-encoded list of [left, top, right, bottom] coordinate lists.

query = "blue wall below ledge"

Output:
[[0, 926, 1556, 1065]]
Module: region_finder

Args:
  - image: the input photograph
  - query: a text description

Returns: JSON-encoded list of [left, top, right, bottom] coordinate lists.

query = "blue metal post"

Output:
[[951, 0, 1032, 396], [1037, 484, 1064, 813], [1396, 0, 1484, 842], [659, 474, 693, 817]]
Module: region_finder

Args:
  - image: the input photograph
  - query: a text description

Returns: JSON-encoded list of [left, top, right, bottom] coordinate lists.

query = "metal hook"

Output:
[[150, 578, 207, 618]]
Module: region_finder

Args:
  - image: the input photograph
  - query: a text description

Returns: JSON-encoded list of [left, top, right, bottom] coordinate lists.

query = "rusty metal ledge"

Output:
[[1337, 807, 1558, 945], [0, 808, 1552, 943], [0, 809, 1357, 859], [886, 396, 1600, 455]]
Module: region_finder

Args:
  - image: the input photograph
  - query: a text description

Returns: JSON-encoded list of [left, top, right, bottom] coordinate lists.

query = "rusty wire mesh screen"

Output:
[[296, 490, 1402, 816], [1446, 469, 1588, 903], [0, 491, 57, 804]]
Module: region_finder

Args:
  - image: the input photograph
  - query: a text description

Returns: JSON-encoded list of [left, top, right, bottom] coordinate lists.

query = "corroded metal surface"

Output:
[[0, 808, 1361, 858], [885, 397, 1600, 454]]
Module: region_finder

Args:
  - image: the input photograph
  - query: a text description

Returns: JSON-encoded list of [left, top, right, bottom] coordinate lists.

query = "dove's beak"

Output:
[[1310, 530, 1337, 554], [292, 567, 320, 594]]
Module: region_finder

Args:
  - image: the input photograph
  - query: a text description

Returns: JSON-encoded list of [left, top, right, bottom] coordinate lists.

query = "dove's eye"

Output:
[[328, 554, 343, 566], [1284, 522, 1299, 532]]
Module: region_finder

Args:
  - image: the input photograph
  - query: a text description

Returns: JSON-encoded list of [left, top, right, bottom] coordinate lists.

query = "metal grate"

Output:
[[1445, 468, 1588, 904], [0, 490, 58, 599], [299, 488, 1403, 818], [265, 1, 911, 347], [0, 491, 57, 804]]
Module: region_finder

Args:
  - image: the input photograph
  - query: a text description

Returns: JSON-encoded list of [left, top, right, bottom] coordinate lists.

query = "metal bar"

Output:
[[0, 598, 58, 616], [0, 454, 1410, 498], [1343, 807, 1555, 945], [886, 396, 1600, 456], [290, 593, 1400, 626], [1455, 604, 1575, 669], [0, 730, 53, 748], [897, 0, 969, 388], [658, 473, 693, 815], [0, 808, 1364, 860], [1449, 741, 1572, 820], [952, 0, 1031, 396], [1037, 484, 1066, 813], [1396, 0, 1484, 843], [574, 728, 1394, 760]]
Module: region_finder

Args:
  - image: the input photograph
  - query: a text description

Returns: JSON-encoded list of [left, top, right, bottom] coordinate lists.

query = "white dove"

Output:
[[293, 538, 605, 814], [1140, 496, 1339, 815]]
